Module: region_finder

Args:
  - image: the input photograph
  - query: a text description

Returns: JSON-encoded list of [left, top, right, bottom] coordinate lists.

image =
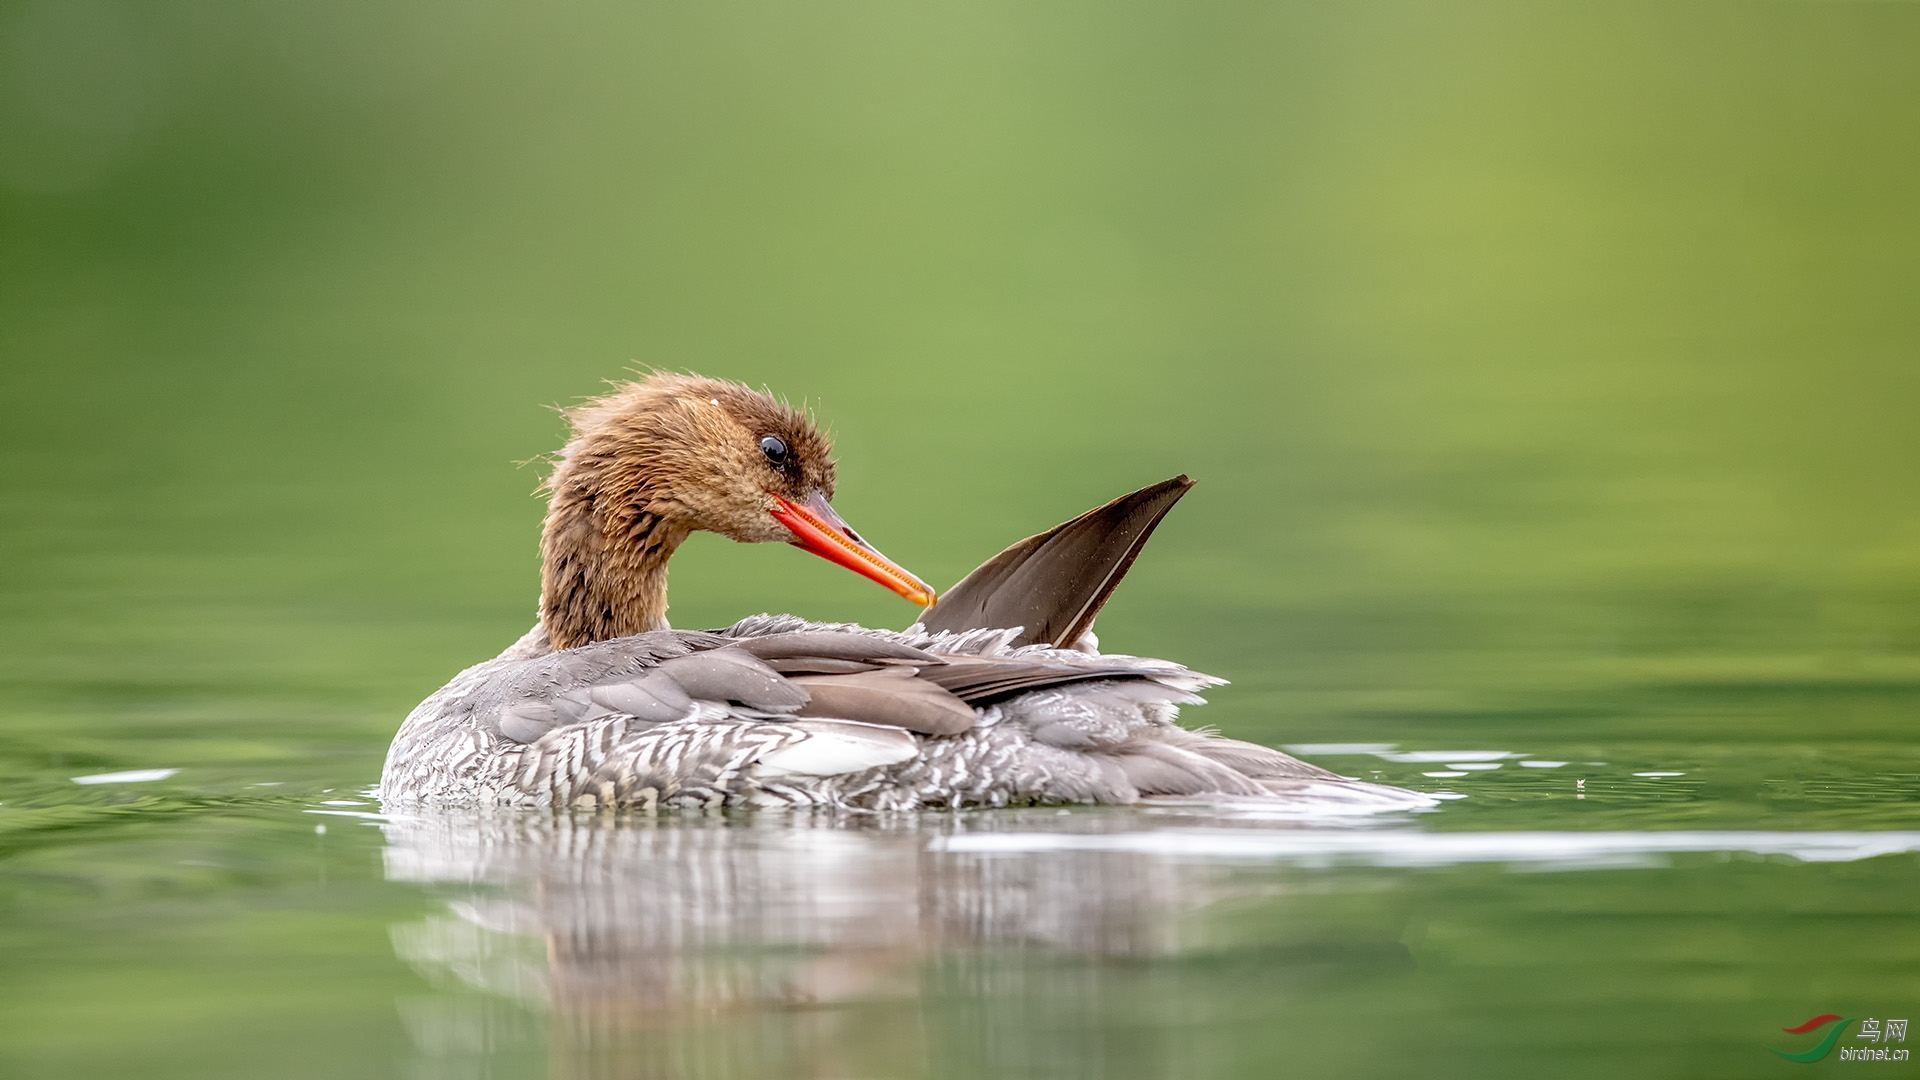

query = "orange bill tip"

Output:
[[769, 493, 936, 607]]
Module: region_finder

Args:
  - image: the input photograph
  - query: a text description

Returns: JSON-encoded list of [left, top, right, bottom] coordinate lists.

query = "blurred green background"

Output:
[[11, 0, 1920, 707], [3, 3, 1920, 1078], [6, 0, 1919, 716]]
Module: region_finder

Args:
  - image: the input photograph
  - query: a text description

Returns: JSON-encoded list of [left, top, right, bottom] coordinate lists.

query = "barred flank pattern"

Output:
[[381, 618, 1430, 812]]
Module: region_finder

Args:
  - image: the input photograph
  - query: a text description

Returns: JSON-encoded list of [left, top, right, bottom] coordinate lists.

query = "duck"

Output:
[[380, 372, 1426, 811]]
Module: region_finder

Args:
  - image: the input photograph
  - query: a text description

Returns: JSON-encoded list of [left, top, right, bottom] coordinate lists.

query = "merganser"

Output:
[[379, 373, 1425, 811]]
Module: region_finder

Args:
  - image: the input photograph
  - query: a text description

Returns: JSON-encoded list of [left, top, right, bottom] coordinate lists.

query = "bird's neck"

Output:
[[538, 471, 688, 651]]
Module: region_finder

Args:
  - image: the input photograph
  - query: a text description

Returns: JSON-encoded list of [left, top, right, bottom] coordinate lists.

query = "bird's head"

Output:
[[545, 372, 935, 608]]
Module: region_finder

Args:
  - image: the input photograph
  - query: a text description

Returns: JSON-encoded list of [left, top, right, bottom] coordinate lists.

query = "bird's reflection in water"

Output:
[[380, 808, 1412, 1080]]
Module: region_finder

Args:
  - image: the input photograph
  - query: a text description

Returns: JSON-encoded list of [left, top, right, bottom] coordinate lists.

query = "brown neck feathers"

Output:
[[538, 470, 687, 650]]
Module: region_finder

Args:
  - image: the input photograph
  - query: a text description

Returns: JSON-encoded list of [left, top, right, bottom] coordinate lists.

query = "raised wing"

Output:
[[914, 476, 1193, 649]]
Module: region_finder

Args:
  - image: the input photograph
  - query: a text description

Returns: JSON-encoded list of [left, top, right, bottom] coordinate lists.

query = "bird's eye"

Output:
[[758, 434, 791, 467]]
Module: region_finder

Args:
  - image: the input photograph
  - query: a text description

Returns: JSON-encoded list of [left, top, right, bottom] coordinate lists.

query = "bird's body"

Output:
[[380, 373, 1425, 812]]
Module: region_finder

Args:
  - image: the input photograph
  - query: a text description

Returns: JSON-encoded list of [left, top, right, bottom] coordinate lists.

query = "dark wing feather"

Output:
[[914, 658, 1171, 705], [915, 476, 1193, 648], [791, 670, 978, 736]]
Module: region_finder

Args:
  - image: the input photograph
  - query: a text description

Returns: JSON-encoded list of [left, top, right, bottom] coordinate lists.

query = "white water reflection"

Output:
[[69, 767, 179, 785], [372, 805, 1920, 1079], [936, 828, 1920, 869], [375, 807, 1423, 1079]]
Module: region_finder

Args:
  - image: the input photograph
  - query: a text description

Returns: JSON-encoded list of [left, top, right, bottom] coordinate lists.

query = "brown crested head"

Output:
[[551, 372, 836, 544], [538, 372, 933, 649]]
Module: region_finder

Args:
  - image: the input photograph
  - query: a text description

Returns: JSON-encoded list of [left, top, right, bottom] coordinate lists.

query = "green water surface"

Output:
[[3, 3, 1919, 1078]]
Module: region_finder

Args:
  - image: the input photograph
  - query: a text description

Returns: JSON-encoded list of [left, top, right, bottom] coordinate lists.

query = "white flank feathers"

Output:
[[754, 720, 919, 778]]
